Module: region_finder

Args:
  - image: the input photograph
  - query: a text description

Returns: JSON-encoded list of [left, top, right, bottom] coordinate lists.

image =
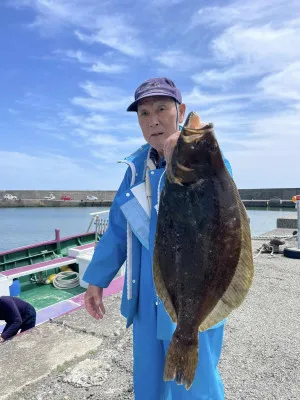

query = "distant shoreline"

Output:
[[0, 188, 298, 208], [0, 199, 113, 208]]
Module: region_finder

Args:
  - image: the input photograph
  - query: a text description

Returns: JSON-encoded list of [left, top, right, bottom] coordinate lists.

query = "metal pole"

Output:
[[297, 199, 300, 249], [292, 196, 300, 249], [55, 229, 61, 255]]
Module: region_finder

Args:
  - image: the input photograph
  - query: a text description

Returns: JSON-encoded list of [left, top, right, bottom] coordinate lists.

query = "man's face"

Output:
[[137, 96, 186, 155]]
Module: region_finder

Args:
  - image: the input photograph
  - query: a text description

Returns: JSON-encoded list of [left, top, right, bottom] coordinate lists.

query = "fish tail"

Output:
[[164, 328, 198, 390]]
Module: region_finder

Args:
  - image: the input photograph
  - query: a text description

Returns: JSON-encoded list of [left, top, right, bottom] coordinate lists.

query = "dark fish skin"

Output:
[[153, 112, 254, 389]]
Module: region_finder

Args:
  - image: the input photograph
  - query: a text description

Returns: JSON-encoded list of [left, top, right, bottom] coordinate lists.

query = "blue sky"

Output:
[[0, 0, 299, 190]]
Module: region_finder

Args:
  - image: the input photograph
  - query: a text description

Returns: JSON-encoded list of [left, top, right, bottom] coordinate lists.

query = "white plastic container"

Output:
[[76, 250, 95, 289], [0, 274, 12, 296]]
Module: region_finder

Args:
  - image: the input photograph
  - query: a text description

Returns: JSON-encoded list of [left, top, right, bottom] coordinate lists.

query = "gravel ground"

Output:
[[2, 235, 300, 400], [219, 238, 300, 400]]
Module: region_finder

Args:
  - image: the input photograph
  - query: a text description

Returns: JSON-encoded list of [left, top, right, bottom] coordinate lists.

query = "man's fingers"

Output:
[[84, 286, 105, 320], [164, 131, 180, 164], [99, 301, 106, 315], [164, 120, 208, 164], [85, 299, 105, 320]]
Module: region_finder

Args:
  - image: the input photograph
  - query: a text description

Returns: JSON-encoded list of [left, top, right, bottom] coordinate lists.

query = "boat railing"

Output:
[[87, 210, 110, 241], [87, 209, 126, 276]]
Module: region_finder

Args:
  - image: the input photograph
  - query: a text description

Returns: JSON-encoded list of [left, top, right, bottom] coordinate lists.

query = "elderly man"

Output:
[[84, 77, 232, 399]]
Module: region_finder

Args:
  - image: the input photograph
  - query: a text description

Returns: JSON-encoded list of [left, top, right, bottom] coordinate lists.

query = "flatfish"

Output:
[[153, 112, 254, 389]]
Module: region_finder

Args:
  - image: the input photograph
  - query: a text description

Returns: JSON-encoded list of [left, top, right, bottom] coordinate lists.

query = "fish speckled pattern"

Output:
[[153, 112, 254, 389]]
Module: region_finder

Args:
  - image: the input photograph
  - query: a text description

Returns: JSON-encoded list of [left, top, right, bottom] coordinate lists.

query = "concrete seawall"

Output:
[[0, 190, 116, 202], [0, 199, 112, 208], [0, 190, 116, 208], [239, 187, 300, 200], [0, 188, 298, 208]]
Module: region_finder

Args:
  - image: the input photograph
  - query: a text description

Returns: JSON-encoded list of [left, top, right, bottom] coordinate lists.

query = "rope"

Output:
[[253, 246, 265, 259], [252, 232, 298, 259], [52, 271, 80, 289]]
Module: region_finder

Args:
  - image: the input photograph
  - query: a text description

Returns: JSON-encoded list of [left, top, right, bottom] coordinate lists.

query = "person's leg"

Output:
[[20, 305, 36, 332], [133, 247, 170, 400], [133, 315, 169, 400], [163, 325, 225, 400]]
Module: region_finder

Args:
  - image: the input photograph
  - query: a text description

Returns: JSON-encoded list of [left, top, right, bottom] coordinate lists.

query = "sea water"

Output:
[[0, 206, 296, 252]]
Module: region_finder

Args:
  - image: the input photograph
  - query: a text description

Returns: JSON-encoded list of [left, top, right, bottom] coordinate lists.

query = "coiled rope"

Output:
[[252, 232, 297, 259], [52, 271, 80, 289]]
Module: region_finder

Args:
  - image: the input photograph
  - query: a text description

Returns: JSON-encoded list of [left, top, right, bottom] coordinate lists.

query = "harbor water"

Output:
[[0, 207, 296, 252]]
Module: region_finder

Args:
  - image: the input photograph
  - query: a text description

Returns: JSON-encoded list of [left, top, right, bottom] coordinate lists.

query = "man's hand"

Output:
[[163, 130, 181, 165], [84, 284, 105, 320], [0, 336, 5, 343], [163, 120, 208, 165]]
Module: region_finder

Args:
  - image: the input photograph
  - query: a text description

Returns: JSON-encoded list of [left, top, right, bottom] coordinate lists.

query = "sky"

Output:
[[0, 0, 299, 190]]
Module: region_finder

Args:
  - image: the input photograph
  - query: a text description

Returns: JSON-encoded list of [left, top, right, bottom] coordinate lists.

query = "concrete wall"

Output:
[[0, 188, 298, 208], [238, 188, 300, 200], [0, 190, 116, 202], [0, 199, 112, 208]]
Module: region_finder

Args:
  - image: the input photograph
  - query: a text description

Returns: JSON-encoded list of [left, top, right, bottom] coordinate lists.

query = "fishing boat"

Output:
[[0, 210, 123, 332]]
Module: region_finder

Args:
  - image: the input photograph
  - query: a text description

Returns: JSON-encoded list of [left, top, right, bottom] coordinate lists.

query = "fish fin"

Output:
[[153, 250, 177, 323], [200, 196, 254, 331], [164, 328, 198, 390]]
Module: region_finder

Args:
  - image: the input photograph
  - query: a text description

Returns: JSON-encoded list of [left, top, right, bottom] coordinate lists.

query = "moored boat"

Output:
[[0, 211, 121, 333]]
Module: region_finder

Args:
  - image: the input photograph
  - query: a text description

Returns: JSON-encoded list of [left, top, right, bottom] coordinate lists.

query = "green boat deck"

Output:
[[19, 281, 86, 310]]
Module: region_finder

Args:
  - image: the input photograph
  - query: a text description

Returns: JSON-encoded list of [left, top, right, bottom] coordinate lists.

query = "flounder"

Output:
[[153, 112, 254, 389]]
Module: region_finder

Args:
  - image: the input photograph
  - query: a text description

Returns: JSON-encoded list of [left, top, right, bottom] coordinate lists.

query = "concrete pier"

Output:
[[277, 213, 298, 229], [1, 231, 299, 400], [0, 191, 116, 208], [0, 188, 299, 208]]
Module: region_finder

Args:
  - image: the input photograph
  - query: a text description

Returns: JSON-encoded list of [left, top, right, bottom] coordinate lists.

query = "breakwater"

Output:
[[0, 190, 115, 208], [239, 187, 299, 208], [0, 188, 299, 208]]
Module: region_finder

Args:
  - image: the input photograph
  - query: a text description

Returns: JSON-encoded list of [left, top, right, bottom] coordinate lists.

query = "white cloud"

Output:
[[71, 81, 131, 111], [60, 109, 143, 158], [193, 23, 300, 89], [154, 50, 201, 70], [85, 62, 126, 74], [55, 49, 127, 73], [72, 97, 129, 112], [192, 65, 264, 87], [23, 120, 60, 132], [62, 113, 108, 131], [192, 0, 300, 28], [74, 22, 145, 58], [182, 87, 252, 107], [8, 108, 18, 114], [257, 62, 300, 101], [88, 134, 144, 147], [215, 104, 300, 188], [79, 81, 123, 99], [0, 150, 125, 189], [212, 24, 300, 67], [199, 102, 248, 117], [11, 1, 145, 57], [189, 0, 300, 90], [150, 0, 184, 5]]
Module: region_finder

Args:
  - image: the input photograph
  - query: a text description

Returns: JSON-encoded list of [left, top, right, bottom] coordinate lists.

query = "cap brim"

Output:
[[126, 92, 180, 112]]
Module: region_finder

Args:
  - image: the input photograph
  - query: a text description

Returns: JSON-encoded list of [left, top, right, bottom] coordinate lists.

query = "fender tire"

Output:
[[283, 247, 300, 259]]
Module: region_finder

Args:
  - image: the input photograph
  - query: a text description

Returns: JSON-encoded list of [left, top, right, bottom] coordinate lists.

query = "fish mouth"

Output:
[[182, 112, 214, 144], [184, 112, 201, 129]]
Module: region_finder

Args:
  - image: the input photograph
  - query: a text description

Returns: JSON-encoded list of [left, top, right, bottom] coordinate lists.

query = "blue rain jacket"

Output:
[[83, 142, 233, 338]]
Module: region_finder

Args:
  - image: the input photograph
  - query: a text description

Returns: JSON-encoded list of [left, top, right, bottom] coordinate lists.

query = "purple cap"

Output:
[[127, 77, 182, 112]]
